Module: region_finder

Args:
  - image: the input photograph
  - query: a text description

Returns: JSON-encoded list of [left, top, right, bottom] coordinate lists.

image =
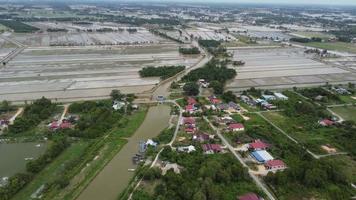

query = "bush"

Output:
[[139, 66, 185, 80], [183, 82, 199, 96]]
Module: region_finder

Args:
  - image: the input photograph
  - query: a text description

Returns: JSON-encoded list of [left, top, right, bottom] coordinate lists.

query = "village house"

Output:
[[208, 96, 222, 105], [249, 140, 269, 151], [112, 101, 126, 111], [202, 144, 222, 154], [217, 116, 235, 125], [193, 133, 214, 142], [185, 104, 197, 114], [146, 139, 158, 147], [238, 193, 261, 200], [182, 117, 196, 127], [265, 159, 286, 171], [239, 193, 260, 200], [59, 120, 72, 129], [274, 92, 288, 100], [187, 97, 197, 106], [318, 119, 334, 127], [251, 150, 274, 163], [261, 94, 276, 102], [177, 145, 196, 153], [228, 123, 245, 132], [333, 87, 351, 95]]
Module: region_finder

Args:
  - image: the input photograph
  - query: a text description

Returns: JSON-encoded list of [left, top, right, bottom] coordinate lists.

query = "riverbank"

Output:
[[10, 106, 149, 200], [76, 105, 171, 200]]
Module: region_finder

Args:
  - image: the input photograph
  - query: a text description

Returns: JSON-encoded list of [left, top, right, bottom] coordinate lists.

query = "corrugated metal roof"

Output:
[[251, 150, 274, 162]]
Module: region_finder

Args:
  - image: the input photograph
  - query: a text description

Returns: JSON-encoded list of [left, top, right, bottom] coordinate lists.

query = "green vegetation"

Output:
[[244, 113, 354, 199], [290, 37, 322, 43], [198, 40, 221, 48], [0, 20, 39, 33], [303, 42, 356, 54], [153, 127, 175, 144], [178, 47, 200, 54], [183, 82, 199, 96], [330, 106, 356, 121], [139, 66, 185, 80], [8, 97, 57, 135], [0, 100, 15, 113], [132, 149, 263, 200], [67, 101, 123, 138], [183, 59, 236, 86]]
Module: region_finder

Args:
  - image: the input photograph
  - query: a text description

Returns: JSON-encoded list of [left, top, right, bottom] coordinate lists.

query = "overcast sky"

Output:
[[142, 0, 356, 6]]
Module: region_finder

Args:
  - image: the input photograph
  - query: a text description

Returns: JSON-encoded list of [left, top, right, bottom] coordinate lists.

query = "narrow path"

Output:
[[9, 107, 24, 125], [59, 104, 70, 122]]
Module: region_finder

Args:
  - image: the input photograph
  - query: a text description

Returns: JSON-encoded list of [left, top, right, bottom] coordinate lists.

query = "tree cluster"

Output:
[[179, 47, 200, 55], [133, 149, 260, 200], [139, 65, 185, 80], [8, 97, 57, 134]]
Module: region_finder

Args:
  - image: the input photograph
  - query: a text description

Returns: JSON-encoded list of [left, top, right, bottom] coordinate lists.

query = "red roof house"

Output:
[[185, 127, 196, 134], [228, 123, 245, 132], [193, 133, 211, 142], [202, 144, 222, 154], [60, 121, 72, 129], [265, 159, 286, 170], [187, 97, 197, 105], [49, 121, 59, 130], [319, 119, 334, 127], [183, 117, 196, 126], [185, 105, 196, 113], [239, 193, 260, 200], [208, 96, 222, 105], [249, 140, 269, 151]]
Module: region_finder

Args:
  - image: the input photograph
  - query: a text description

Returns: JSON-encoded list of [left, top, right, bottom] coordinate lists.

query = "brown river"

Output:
[[77, 105, 171, 200]]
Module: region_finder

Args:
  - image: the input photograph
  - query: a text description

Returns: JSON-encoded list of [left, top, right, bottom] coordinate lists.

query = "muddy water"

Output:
[[77, 105, 171, 200], [0, 142, 47, 178]]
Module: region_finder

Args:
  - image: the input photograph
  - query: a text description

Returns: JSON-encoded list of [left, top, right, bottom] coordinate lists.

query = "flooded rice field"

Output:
[[0, 142, 47, 178], [0, 44, 201, 102], [77, 105, 171, 200], [226, 47, 356, 91]]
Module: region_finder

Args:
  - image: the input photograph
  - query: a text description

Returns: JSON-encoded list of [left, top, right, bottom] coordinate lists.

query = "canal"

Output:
[[77, 104, 171, 200], [0, 142, 47, 178]]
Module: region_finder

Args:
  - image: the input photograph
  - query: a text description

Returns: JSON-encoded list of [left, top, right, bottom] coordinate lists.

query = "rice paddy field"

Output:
[[0, 42, 201, 102], [226, 47, 356, 91]]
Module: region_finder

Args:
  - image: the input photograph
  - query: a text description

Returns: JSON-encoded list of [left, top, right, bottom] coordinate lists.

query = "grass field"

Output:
[[261, 111, 343, 154], [330, 106, 356, 121], [304, 42, 356, 54]]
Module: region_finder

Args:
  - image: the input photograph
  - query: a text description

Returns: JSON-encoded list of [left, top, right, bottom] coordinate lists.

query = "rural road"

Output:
[[203, 116, 277, 200]]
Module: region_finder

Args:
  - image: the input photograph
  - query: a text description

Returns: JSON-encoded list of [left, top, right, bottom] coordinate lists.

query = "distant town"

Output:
[[0, 1, 355, 200]]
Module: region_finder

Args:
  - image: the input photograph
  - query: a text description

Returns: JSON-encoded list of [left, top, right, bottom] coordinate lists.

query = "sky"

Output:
[[162, 0, 356, 6]]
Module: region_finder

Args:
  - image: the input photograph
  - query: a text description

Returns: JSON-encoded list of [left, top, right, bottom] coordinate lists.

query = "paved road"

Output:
[[203, 116, 277, 200]]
